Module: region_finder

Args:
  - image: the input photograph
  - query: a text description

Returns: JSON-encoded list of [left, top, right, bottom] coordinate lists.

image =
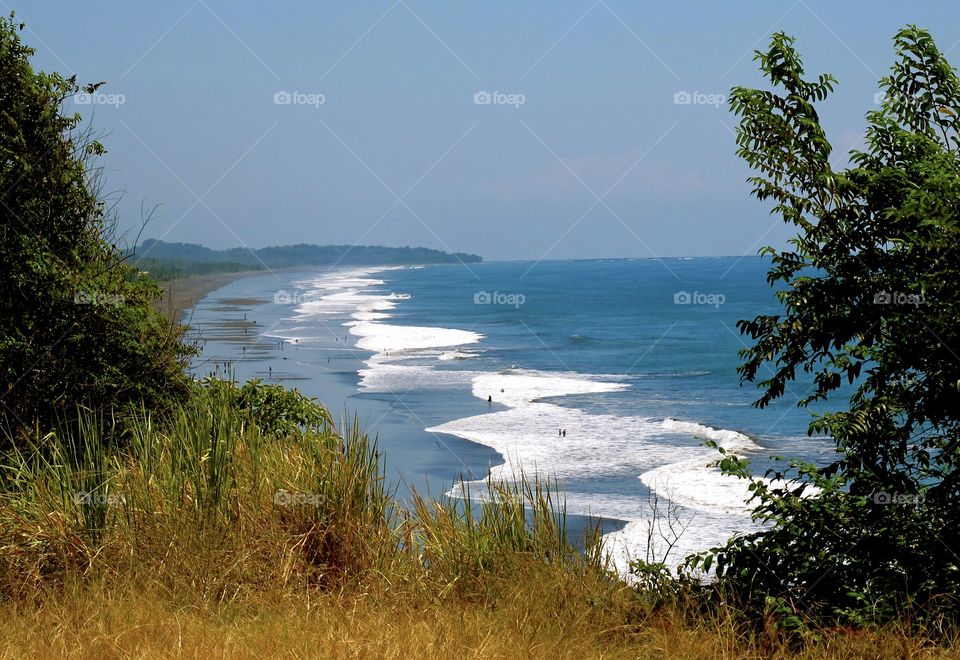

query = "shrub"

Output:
[[0, 14, 194, 447]]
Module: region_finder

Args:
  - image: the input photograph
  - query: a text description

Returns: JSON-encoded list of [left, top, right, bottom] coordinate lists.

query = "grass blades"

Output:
[[0, 381, 955, 657]]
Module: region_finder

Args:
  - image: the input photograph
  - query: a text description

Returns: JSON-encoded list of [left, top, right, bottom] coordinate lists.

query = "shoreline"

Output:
[[179, 265, 630, 552], [154, 270, 267, 324]]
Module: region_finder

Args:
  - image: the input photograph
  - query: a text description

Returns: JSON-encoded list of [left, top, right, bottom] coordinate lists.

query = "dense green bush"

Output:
[[196, 378, 334, 439], [0, 14, 194, 446]]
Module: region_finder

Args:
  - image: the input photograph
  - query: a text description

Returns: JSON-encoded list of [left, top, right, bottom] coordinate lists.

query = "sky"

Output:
[[12, 1, 960, 261]]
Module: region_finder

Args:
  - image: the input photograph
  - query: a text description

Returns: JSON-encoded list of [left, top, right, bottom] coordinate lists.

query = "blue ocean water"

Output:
[[189, 257, 836, 569]]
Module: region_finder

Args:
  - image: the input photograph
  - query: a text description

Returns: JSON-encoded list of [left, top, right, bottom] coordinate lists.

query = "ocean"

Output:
[[188, 257, 836, 574]]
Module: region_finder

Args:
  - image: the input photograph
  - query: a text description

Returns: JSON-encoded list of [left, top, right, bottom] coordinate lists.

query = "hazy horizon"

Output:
[[140, 236, 770, 262], [18, 1, 960, 262]]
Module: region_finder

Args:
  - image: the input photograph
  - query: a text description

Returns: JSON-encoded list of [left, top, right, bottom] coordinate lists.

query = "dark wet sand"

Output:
[[154, 272, 265, 323]]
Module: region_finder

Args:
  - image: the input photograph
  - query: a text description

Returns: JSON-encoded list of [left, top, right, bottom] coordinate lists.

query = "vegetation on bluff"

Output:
[[0, 14, 193, 446]]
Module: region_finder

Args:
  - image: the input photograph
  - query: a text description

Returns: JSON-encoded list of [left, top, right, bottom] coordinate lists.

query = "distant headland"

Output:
[[131, 239, 482, 279], [132, 239, 482, 321]]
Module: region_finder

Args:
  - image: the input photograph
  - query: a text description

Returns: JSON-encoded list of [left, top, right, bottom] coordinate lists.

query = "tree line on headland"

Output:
[[133, 239, 482, 279]]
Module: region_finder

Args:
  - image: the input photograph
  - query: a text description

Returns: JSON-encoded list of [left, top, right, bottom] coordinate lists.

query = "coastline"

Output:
[[177, 262, 773, 574], [177, 265, 514, 498], [154, 270, 266, 324], [180, 264, 631, 563]]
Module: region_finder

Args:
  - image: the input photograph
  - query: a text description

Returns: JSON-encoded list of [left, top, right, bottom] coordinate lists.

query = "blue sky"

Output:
[[13, 1, 960, 260]]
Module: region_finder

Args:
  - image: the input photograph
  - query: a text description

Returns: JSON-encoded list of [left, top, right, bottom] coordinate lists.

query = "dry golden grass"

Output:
[[0, 387, 956, 658], [1, 575, 955, 659]]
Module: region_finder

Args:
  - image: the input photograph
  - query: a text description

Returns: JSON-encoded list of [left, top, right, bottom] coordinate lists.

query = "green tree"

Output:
[[0, 14, 194, 445], [694, 28, 960, 625]]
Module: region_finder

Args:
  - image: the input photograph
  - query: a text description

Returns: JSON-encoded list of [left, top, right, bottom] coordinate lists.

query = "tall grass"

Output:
[[410, 473, 601, 589], [0, 381, 955, 657], [0, 382, 601, 600]]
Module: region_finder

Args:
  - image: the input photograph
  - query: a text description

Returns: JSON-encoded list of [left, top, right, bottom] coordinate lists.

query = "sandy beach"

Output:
[[154, 271, 264, 323]]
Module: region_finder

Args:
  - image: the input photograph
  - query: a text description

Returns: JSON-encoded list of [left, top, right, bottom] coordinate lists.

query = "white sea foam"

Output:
[[439, 349, 480, 361], [348, 320, 482, 354], [659, 418, 760, 452], [273, 267, 484, 360], [272, 266, 781, 577], [639, 459, 762, 516], [275, 266, 486, 394], [425, 369, 772, 572], [358, 357, 481, 391], [296, 289, 393, 318], [262, 267, 398, 343], [601, 514, 755, 578], [469, 371, 627, 408]]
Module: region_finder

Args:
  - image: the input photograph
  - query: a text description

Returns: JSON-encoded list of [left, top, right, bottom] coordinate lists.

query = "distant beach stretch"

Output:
[[154, 271, 265, 323]]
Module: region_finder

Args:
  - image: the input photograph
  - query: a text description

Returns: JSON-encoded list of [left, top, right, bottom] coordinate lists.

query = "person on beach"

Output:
[[488, 395, 492, 403], [562, 429, 566, 437]]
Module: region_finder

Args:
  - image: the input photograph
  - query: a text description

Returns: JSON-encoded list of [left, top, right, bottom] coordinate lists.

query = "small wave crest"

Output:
[[630, 370, 711, 379]]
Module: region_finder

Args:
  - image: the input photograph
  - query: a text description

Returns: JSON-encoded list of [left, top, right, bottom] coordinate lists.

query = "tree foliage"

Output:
[[197, 378, 334, 439], [0, 14, 194, 445], [690, 28, 960, 625], [134, 239, 483, 268]]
